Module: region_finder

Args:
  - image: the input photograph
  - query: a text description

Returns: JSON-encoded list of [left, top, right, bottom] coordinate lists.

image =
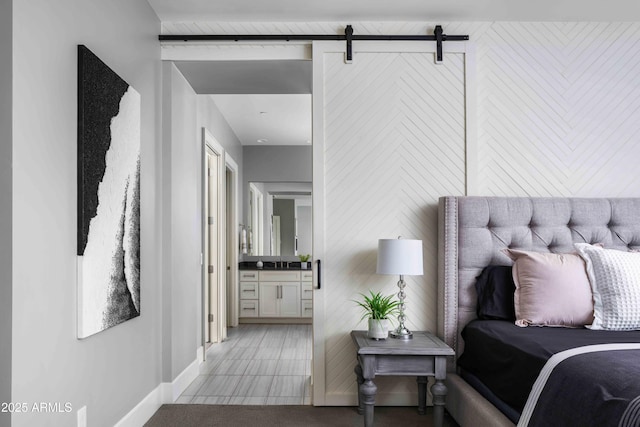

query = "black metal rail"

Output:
[[159, 25, 469, 62]]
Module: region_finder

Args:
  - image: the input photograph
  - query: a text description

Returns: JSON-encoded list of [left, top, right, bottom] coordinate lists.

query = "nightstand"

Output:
[[351, 330, 455, 427]]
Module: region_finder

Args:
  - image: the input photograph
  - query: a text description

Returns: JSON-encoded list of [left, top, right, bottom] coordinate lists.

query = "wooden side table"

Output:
[[351, 330, 455, 427]]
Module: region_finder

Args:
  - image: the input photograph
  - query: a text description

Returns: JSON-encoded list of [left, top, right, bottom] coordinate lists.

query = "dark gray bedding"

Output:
[[458, 320, 640, 418], [524, 347, 640, 427]]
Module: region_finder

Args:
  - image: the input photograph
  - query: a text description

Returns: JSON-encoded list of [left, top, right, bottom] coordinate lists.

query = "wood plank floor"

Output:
[[177, 324, 312, 405]]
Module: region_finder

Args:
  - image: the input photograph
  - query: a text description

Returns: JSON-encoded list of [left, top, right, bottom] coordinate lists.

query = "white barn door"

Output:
[[312, 41, 474, 405]]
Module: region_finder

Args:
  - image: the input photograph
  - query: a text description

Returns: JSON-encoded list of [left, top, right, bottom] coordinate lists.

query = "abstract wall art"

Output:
[[77, 45, 140, 339]]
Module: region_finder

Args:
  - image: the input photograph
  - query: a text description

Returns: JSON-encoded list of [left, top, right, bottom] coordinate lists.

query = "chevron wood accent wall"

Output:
[[162, 21, 444, 36], [320, 49, 466, 399], [473, 22, 640, 197]]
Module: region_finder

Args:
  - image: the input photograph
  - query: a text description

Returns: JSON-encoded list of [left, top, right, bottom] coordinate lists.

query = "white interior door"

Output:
[[225, 155, 240, 328], [203, 128, 228, 349], [206, 149, 219, 344], [312, 40, 475, 405]]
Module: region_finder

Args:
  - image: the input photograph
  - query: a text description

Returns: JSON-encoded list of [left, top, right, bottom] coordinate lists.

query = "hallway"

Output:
[[177, 324, 312, 405]]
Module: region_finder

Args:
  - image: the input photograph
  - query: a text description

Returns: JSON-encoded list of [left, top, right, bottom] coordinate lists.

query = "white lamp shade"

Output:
[[376, 238, 424, 276]]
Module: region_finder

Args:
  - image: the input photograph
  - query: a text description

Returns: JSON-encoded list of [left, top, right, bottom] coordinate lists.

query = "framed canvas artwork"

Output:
[[77, 45, 141, 339]]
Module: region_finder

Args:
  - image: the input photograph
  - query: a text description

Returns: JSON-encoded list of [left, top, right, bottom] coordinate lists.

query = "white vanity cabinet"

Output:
[[239, 270, 310, 319], [258, 271, 301, 317], [259, 282, 300, 317]]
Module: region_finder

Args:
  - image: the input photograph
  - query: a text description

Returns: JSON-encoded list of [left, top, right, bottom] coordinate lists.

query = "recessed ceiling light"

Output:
[[257, 138, 268, 144], [306, 140, 311, 144]]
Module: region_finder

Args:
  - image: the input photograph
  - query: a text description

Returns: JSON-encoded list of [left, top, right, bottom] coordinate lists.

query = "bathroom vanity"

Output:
[[239, 265, 313, 323]]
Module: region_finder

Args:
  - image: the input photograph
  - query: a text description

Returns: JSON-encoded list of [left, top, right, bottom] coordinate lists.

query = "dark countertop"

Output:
[[239, 261, 311, 271]]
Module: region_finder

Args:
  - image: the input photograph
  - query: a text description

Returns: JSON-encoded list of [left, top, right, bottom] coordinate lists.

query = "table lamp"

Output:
[[376, 237, 423, 339]]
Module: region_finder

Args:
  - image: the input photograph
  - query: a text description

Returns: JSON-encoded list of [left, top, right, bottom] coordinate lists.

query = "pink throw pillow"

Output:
[[503, 249, 594, 327]]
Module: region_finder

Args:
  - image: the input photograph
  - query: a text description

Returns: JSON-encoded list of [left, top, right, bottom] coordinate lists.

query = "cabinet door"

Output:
[[259, 282, 279, 317], [279, 283, 301, 317]]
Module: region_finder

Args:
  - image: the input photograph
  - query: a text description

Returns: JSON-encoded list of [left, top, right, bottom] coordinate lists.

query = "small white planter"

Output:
[[367, 318, 390, 340]]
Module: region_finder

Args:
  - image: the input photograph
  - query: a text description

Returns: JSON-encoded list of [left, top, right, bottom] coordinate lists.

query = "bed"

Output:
[[437, 196, 640, 427]]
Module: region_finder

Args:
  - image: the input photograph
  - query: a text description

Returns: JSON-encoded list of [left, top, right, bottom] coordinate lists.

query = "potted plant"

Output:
[[353, 291, 400, 340], [298, 254, 311, 269]]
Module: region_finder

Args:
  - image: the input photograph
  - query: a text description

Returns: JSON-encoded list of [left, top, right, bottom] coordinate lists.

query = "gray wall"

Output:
[[243, 145, 312, 183], [11, 1, 161, 426], [162, 66, 245, 382], [162, 63, 200, 380], [0, 1, 12, 426]]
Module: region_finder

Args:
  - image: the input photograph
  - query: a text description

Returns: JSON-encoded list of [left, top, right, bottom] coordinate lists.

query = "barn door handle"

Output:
[[316, 259, 321, 289]]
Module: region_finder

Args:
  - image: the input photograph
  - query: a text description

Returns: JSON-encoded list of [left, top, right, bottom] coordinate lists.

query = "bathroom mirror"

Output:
[[248, 181, 311, 257]]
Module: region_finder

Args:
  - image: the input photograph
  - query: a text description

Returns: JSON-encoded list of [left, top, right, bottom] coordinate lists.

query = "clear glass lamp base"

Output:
[[389, 327, 413, 339]]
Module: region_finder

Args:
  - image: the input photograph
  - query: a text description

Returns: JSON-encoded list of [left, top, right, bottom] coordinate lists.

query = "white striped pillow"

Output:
[[575, 243, 640, 330]]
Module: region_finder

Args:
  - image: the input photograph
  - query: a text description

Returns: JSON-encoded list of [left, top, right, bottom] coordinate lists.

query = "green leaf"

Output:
[[352, 290, 400, 324]]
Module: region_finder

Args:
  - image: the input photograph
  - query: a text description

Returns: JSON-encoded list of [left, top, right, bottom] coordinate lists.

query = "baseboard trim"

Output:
[[170, 357, 200, 402], [114, 385, 165, 427], [115, 355, 201, 427]]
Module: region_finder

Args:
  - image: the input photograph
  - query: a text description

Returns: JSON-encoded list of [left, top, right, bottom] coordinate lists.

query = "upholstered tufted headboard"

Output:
[[437, 196, 640, 369]]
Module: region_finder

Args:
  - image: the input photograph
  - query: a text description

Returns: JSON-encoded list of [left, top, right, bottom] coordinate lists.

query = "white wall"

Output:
[[470, 21, 640, 197], [0, 1, 12, 426], [12, 1, 161, 426]]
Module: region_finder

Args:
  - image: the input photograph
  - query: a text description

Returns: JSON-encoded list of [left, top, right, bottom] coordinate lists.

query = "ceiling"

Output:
[[175, 60, 311, 95], [174, 60, 312, 146], [211, 94, 312, 146], [148, 0, 640, 23]]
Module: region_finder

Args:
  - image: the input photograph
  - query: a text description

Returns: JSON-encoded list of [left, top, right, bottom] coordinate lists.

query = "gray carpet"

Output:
[[144, 405, 459, 427]]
